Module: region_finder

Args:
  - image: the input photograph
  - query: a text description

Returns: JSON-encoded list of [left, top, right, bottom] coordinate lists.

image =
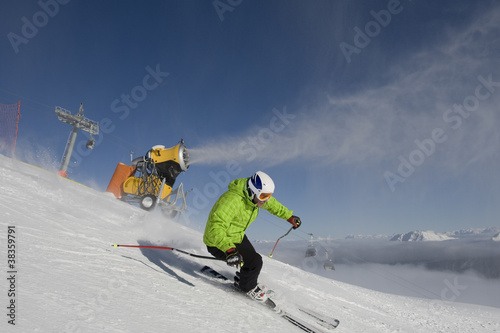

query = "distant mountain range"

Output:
[[346, 227, 500, 242], [445, 227, 500, 240], [258, 227, 500, 279], [390, 230, 453, 242], [337, 227, 500, 279]]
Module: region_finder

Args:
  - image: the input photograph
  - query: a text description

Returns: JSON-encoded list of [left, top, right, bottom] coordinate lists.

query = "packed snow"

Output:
[[1, 154, 499, 332]]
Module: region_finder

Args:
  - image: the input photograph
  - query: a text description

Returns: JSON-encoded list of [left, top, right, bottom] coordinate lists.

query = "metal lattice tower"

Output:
[[55, 103, 99, 177]]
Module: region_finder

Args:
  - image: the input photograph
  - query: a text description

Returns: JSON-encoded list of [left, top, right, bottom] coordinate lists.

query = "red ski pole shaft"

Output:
[[112, 244, 224, 261], [269, 226, 294, 258]]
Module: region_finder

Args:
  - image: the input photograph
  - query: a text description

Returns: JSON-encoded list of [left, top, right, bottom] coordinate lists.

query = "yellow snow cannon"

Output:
[[106, 140, 189, 216]]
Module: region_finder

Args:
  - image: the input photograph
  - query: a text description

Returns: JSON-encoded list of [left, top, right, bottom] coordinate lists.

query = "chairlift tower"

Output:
[[55, 103, 99, 177]]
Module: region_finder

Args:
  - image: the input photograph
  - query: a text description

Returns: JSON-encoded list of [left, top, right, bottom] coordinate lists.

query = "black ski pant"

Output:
[[207, 235, 263, 293]]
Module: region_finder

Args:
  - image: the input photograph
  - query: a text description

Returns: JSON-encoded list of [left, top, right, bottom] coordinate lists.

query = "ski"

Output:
[[201, 266, 334, 333], [201, 265, 228, 281], [282, 313, 326, 333], [266, 299, 329, 333], [298, 307, 340, 330]]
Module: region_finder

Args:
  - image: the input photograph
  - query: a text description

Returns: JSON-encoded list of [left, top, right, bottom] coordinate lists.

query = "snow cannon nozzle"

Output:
[[179, 141, 190, 171], [146, 141, 189, 172]]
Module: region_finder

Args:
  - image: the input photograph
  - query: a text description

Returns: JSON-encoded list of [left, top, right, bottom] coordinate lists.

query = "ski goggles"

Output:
[[258, 192, 273, 201]]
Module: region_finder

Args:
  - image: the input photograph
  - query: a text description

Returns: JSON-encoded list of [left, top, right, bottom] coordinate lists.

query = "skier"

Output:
[[203, 171, 301, 302]]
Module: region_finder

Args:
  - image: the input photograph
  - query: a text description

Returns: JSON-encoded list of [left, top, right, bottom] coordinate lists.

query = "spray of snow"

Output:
[[189, 7, 500, 177]]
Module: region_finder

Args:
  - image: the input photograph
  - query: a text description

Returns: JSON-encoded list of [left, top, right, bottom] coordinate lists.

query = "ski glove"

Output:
[[225, 248, 242, 267], [287, 215, 302, 229]]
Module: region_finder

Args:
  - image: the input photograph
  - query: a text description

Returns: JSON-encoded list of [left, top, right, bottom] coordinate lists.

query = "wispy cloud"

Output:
[[190, 5, 500, 177]]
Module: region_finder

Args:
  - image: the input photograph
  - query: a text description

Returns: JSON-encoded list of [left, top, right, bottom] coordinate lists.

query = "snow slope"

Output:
[[1, 154, 500, 332]]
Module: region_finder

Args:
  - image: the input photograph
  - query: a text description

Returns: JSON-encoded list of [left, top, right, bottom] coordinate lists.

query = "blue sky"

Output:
[[1, 0, 499, 240]]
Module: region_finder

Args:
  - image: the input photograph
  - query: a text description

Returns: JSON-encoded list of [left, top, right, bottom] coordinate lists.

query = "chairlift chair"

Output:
[[323, 249, 335, 271], [305, 233, 318, 257], [86, 137, 95, 149]]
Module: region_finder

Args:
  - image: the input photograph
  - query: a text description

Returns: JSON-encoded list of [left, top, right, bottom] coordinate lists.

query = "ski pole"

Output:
[[269, 226, 294, 258], [112, 244, 225, 261]]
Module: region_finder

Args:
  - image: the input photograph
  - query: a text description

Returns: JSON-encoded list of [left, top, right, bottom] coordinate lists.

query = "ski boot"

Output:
[[234, 272, 275, 301]]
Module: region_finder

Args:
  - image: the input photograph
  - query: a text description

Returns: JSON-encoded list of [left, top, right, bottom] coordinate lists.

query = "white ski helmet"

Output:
[[248, 171, 275, 201]]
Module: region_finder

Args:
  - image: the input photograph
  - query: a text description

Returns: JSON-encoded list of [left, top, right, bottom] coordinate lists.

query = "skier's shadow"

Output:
[[136, 240, 223, 287], [136, 240, 197, 287]]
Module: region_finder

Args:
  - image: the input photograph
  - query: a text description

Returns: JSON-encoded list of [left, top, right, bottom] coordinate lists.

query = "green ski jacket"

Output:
[[203, 178, 293, 252]]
